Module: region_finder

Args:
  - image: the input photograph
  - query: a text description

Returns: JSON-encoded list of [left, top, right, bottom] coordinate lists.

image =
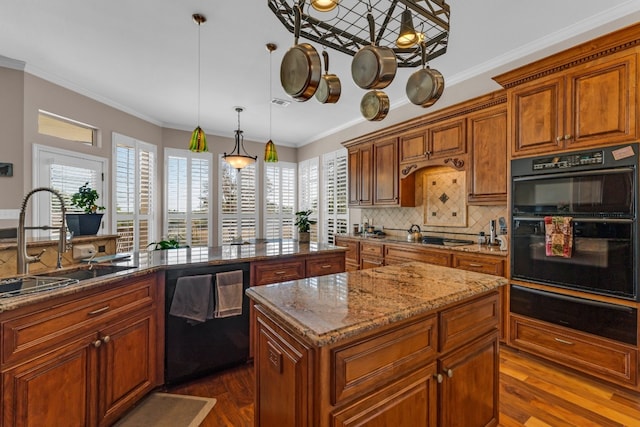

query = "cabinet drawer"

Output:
[[510, 315, 637, 386], [306, 254, 345, 278], [332, 315, 437, 404], [1, 276, 155, 366], [385, 245, 451, 267], [452, 254, 504, 276], [439, 292, 499, 353], [335, 238, 359, 265], [252, 259, 305, 286], [360, 242, 384, 257]]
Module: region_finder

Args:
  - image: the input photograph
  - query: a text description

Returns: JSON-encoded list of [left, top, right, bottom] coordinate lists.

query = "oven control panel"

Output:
[[532, 150, 604, 170]]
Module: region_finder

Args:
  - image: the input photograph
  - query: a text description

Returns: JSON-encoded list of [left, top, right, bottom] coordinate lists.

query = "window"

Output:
[[264, 162, 296, 239], [165, 149, 212, 247], [218, 158, 258, 244], [322, 148, 349, 244], [38, 110, 98, 146], [113, 133, 156, 252], [33, 145, 107, 239], [298, 157, 319, 241]]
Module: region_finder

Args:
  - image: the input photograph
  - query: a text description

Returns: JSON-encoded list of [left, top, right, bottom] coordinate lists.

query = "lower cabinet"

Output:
[[0, 273, 162, 427], [253, 291, 499, 427]]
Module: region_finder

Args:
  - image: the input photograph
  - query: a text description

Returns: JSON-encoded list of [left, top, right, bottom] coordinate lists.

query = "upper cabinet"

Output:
[[348, 138, 415, 208], [399, 117, 466, 165], [494, 25, 640, 158], [467, 105, 507, 204]]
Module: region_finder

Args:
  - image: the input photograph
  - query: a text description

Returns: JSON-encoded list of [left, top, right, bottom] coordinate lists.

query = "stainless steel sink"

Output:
[[35, 264, 137, 281], [0, 264, 137, 298]]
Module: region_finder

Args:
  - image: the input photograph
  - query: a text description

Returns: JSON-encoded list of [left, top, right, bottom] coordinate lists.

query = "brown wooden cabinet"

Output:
[[399, 118, 466, 166], [348, 144, 373, 206], [501, 50, 637, 157], [334, 236, 360, 272], [385, 244, 451, 267], [452, 252, 504, 277], [359, 240, 384, 269], [467, 106, 507, 204], [0, 273, 161, 427], [253, 290, 500, 427], [374, 137, 402, 205]]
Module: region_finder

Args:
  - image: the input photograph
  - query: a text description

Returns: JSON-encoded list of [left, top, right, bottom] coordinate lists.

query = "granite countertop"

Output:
[[246, 261, 507, 346], [0, 240, 346, 313], [337, 233, 508, 256]]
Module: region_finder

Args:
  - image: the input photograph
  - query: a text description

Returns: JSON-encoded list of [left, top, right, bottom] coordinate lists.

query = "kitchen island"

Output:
[[247, 261, 507, 427]]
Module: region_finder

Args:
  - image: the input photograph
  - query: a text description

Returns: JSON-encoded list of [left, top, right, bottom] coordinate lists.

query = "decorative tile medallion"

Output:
[[423, 170, 467, 227]]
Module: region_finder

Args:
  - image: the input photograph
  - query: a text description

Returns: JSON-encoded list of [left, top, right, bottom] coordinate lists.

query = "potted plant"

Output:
[[295, 209, 316, 243], [146, 237, 188, 251], [66, 182, 105, 236]]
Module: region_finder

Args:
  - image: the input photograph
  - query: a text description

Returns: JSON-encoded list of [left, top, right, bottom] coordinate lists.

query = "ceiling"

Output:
[[1, 1, 640, 148]]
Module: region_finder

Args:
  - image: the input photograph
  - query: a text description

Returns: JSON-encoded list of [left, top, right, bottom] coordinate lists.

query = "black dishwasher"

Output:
[[165, 262, 251, 385]]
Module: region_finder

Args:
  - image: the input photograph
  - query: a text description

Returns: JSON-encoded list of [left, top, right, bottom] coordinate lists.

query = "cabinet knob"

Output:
[[443, 368, 453, 378], [93, 339, 102, 348], [102, 335, 111, 344], [434, 373, 444, 383], [564, 134, 571, 140], [556, 136, 562, 142]]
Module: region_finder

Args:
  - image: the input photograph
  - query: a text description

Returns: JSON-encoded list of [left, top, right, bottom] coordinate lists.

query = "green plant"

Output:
[[295, 210, 316, 233], [70, 182, 105, 214], [146, 237, 189, 251]]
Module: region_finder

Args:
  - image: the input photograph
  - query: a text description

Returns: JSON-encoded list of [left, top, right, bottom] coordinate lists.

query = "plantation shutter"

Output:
[[219, 158, 258, 244], [298, 157, 319, 241], [264, 162, 297, 239], [322, 148, 349, 244]]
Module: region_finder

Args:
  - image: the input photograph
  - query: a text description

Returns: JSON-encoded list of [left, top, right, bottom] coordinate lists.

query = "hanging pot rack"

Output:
[[268, 0, 450, 68]]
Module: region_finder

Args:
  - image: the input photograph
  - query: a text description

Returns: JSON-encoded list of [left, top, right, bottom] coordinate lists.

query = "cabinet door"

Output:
[[331, 363, 438, 427], [98, 311, 157, 426], [400, 129, 429, 164], [510, 75, 563, 157], [358, 144, 373, 206], [255, 310, 311, 427], [565, 52, 637, 149], [438, 332, 499, 427], [2, 336, 96, 427], [428, 117, 466, 159], [348, 148, 360, 206], [373, 138, 400, 205], [467, 107, 507, 204]]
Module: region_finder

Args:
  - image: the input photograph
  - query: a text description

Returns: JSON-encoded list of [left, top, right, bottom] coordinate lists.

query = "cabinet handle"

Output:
[[274, 271, 287, 275], [554, 337, 574, 345], [556, 136, 562, 142], [434, 373, 444, 383], [564, 134, 571, 140], [443, 368, 453, 378], [93, 339, 102, 348], [102, 335, 111, 344], [88, 306, 110, 316], [468, 263, 483, 267], [321, 264, 333, 269]]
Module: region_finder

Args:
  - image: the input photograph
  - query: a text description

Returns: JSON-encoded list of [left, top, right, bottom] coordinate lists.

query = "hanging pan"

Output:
[[360, 90, 390, 121], [351, 13, 397, 90], [280, 6, 321, 101], [315, 50, 341, 104], [406, 42, 445, 107]]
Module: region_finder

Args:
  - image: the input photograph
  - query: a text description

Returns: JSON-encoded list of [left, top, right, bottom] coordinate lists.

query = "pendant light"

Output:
[[223, 107, 257, 170], [310, 0, 339, 12], [396, 8, 419, 48], [189, 13, 207, 152], [264, 43, 278, 163]]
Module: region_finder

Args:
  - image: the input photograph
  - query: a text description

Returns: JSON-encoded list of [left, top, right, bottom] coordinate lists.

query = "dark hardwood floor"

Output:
[[166, 346, 640, 427]]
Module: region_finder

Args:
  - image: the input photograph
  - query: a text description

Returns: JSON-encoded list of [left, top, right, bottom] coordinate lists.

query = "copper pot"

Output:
[[315, 51, 341, 104], [360, 90, 389, 121], [406, 43, 445, 107], [280, 6, 321, 101], [351, 13, 397, 90]]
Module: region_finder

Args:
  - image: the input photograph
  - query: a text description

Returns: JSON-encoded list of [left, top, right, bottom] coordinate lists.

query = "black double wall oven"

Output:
[[510, 144, 638, 344]]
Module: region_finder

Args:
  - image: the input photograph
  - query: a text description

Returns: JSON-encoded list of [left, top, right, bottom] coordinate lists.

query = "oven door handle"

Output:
[[512, 166, 636, 182], [512, 216, 633, 224]]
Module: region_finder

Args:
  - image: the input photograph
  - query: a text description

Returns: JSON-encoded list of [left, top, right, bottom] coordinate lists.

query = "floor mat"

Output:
[[114, 392, 217, 427]]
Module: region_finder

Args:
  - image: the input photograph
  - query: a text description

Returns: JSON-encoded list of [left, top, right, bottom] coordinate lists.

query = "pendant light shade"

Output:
[[396, 8, 419, 48], [264, 140, 278, 162], [310, 0, 339, 12], [189, 126, 207, 152], [264, 43, 279, 163], [223, 107, 257, 170], [190, 13, 208, 152]]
